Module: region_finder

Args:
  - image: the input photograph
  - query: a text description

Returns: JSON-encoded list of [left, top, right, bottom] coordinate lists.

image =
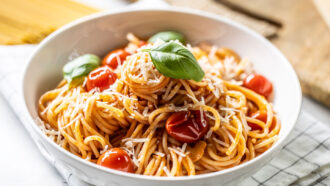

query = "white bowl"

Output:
[[22, 7, 302, 186]]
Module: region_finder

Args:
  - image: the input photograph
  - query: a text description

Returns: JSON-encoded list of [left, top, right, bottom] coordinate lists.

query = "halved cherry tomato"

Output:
[[97, 148, 134, 173], [86, 66, 117, 92], [243, 73, 273, 99], [166, 111, 209, 143], [247, 111, 276, 131], [102, 49, 130, 69]]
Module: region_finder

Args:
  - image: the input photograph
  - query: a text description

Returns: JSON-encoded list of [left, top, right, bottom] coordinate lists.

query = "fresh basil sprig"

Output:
[[148, 31, 185, 44], [63, 54, 100, 87], [145, 42, 205, 82]]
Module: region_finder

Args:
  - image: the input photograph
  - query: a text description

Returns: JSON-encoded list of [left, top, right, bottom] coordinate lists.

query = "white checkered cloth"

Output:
[[0, 45, 330, 186]]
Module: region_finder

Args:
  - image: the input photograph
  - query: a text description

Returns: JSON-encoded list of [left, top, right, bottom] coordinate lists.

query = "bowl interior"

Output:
[[23, 8, 301, 181]]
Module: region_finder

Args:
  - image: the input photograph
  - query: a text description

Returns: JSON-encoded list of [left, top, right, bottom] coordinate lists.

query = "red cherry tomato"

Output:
[[248, 111, 267, 130], [86, 66, 117, 92], [247, 111, 276, 131], [243, 73, 273, 99], [138, 40, 147, 47], [102, 49, 130, 69], [97, 148, 134, 173], [166, 111, 209, 143], [269, 116, 276, 132]]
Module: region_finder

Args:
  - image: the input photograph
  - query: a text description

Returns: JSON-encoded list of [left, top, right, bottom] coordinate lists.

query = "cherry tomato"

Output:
[[138, 40, 147, 47], [269, 116, 276, 132], [97, 148, 134, 173], [247, 111, 267, 130], [166, 111, 209, 143], [86, 66, 117, 92], [247, 111, 276, 131], [243, 73, 273, 99], [102, 49, 130, 69]]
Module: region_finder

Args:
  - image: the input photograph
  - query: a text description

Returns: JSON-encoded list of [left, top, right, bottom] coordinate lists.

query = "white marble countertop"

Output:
[[0, 94, 64, 185]]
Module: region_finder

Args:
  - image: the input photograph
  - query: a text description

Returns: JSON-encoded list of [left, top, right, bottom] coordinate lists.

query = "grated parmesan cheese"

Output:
[[154, 151, 165, 157], [205, 129, 213, 139], [219, 106, 241, 113], [206, 112, 216, 120], [35, 117, 64, 145], [212, 137, 229, 147], [62, 115, 81, 129], [239, 111, 251, 132], [208, 45, 217, 59], [168, 103, 192, 112], [163, 166, 172, 177], [222, 126, 234, 143], [100, 145, 109, 154], [122, 138, 149, 143], [122, 146, 140, 167], [168, 144, 188, 157]]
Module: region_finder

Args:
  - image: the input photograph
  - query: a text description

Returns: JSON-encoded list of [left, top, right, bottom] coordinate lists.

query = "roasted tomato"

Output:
[[247, 111, 267, 130], [166, 111, 209, 143], [102, 49, 130, 69], [243, 73, 273, 99], [86, 66, 117, 92], [97, 148, 134, 173], [248, 111, 276, 131]]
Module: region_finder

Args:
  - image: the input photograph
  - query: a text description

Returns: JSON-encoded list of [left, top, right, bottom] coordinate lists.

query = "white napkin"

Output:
[[0, 45, 330, 186]]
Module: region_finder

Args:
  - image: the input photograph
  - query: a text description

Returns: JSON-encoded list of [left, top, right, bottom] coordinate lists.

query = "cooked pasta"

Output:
[[38, 32, 280, 176]]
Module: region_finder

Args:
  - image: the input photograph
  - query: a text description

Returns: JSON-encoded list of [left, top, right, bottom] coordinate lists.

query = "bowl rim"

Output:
[[22, 6, 302, 181]]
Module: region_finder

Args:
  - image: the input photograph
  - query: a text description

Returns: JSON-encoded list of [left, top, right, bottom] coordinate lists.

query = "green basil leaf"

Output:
[[147, 42, 205, 82], [148, 31, 185, 44], [63, 54, 100, 87]]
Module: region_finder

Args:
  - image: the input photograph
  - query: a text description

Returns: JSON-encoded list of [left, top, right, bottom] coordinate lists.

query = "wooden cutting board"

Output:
[[227, 0, 330, 108], [169, 0, 330, 108]]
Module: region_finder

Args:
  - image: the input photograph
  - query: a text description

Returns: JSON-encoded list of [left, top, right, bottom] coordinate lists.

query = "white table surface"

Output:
[[0, 94, 329, 185]]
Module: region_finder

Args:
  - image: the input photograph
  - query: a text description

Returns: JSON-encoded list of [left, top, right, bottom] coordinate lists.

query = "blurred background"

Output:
[[0, 0, 329, 185]]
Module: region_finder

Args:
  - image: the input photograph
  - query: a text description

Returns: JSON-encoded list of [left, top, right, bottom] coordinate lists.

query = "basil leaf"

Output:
[[63, 54, 100, 87], [148, 31, 185, 44], [147, 42, 205, 82]]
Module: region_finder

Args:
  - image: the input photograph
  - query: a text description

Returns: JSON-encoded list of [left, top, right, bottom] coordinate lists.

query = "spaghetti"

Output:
[[38, 32, 280, 176]]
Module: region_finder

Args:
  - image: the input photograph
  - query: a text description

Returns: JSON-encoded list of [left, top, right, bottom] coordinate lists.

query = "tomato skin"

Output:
[[243, 73, 273, 99], [138, 40, 147, 47], [247, 111, 276, 131], [166, 111, 209, 143], [97, 148, 134, 173], [102, 49, 130, 69], [86, 66, 117, 92], [248, 111, 267, 130]]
